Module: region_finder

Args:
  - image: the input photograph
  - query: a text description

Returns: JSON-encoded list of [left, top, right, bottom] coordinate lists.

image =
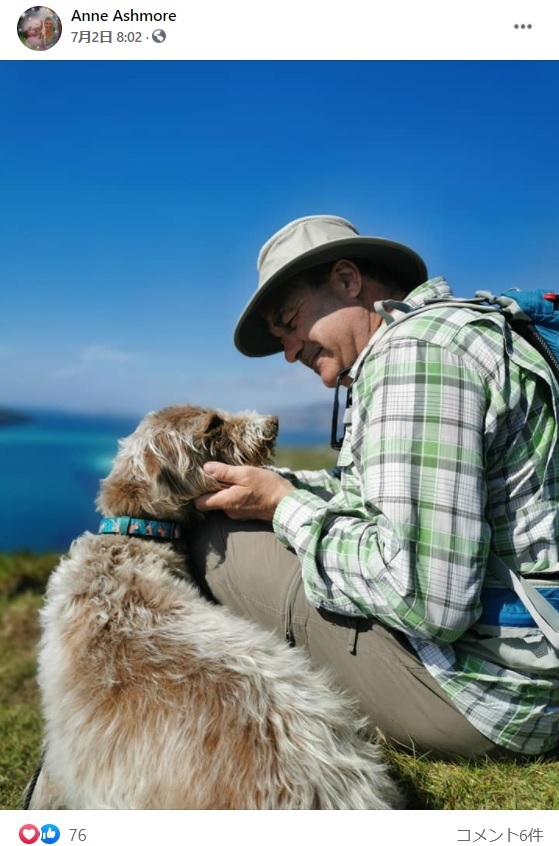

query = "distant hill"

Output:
[[0, 402, 335, 444], [0, 408, 31, 427], [274, 401, 332, 445]]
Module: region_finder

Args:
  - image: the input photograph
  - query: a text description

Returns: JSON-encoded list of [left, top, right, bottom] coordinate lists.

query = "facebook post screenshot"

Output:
[[1, 0, 559, 842]]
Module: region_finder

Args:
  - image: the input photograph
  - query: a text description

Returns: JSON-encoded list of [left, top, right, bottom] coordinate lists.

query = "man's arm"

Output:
[[271, 340, 491, 644], [272, 466, 341, 501], [196, 341, 491, 645], [196, 463, 342, 515]]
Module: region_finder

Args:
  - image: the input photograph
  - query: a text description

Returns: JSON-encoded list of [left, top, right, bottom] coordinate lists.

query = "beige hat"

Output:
[[234, 215, 428, 357]]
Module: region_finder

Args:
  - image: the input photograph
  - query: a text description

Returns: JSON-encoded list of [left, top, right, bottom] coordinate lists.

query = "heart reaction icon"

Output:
[[19, 825, 40, 844]]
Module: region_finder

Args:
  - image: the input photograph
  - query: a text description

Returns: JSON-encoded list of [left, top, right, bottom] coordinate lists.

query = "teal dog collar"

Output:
[[99, 516, 182, 541]]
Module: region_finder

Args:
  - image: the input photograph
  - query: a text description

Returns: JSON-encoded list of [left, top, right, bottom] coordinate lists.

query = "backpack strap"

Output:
[[374, 293, 516, 327]]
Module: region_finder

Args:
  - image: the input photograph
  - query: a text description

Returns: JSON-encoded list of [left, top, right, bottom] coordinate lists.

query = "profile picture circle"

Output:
[[18, 6, 61, 51]]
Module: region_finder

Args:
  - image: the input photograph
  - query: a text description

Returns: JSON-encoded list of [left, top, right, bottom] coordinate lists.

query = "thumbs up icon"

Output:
[[40, 825, 60, 844]]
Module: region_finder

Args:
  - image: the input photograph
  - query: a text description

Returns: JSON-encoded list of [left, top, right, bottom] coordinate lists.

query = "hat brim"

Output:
[[234, 236, 428, 357]]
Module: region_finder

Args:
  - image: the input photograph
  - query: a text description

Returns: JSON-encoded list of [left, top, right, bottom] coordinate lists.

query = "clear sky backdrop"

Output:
[[2, 60, 559, 417]]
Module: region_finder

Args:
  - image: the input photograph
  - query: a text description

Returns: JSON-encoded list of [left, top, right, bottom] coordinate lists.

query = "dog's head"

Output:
[[97, 405, 278, 521]]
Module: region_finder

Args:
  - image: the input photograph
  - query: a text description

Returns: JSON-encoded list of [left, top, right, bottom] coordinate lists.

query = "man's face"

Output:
[[264, 264, 374, 388]]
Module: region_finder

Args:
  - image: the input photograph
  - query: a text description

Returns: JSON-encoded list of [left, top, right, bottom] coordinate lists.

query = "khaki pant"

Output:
[[189, 513, 512, 760]]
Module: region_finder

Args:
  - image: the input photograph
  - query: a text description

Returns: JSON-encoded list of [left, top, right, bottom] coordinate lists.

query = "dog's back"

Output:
[[32, 531, 399, 809]]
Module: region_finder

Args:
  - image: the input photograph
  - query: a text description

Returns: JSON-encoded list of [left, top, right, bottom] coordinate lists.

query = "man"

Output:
[[192, 215, 559, 758]]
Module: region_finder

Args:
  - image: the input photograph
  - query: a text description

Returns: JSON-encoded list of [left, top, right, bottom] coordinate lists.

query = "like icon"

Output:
[[41, 825, 60, 844], [19, 825, 40, 844]]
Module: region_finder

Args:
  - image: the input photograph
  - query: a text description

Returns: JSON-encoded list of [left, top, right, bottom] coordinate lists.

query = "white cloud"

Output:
[[51, 344, 138, 380], [81, 345, 136, 364]]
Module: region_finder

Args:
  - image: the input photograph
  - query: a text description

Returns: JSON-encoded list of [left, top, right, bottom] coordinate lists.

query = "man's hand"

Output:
[[194, 463, 295, 522]]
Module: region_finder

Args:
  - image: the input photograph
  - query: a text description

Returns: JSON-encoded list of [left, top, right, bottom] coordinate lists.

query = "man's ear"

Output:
[[330, 260, 362, 300]]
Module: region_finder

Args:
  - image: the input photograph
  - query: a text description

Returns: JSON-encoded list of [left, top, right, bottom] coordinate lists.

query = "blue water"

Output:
[[0, 410, 323, 553], [0, 411, 140, 553]]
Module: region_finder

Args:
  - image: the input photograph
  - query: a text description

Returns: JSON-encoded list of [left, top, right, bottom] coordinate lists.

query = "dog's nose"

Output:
[[269, 415, 279, 431]]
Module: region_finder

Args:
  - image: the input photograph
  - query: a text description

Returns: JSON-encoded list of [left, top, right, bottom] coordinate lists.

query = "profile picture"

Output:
[[18, 6, 61, 51]]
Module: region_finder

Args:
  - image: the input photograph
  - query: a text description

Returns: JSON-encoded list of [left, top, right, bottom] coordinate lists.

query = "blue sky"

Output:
[[2, 60, 559, 417]]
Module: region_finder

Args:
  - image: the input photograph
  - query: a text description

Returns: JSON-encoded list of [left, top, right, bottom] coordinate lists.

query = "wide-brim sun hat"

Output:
[[234, 215, 428, 357]]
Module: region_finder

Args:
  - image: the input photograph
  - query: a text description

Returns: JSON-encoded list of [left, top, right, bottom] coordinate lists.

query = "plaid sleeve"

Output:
[[273, 466, 341, 500], [273, 339, 491, 643]]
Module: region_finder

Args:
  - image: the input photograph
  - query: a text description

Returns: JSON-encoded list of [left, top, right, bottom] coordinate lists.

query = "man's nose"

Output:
[[282, 334, 303, 364]]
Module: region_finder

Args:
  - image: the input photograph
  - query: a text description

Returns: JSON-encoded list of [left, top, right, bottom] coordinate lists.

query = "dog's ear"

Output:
[[146, 431, 204, 505], [97, 475, 152, 518], [202, 413, 230, 460], [142, 440, 192, 505]]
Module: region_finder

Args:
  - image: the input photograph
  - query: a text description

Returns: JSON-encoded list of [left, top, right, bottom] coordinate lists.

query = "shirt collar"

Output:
[[348, 276, 451, 382]]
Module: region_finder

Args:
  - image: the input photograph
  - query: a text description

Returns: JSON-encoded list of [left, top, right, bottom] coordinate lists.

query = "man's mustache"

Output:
[[298, 344, 322, 368]]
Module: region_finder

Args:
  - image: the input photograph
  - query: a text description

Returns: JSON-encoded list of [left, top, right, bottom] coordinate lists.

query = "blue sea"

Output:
[[0, 410, 140, 553], [0, 409, 323, 553]]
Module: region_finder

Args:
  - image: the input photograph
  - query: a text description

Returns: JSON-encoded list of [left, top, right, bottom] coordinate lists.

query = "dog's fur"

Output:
[[27, 405, 401, 810]]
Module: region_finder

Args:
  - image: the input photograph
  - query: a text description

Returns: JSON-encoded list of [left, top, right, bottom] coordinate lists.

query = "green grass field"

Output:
[[2, 446, 558, 810]]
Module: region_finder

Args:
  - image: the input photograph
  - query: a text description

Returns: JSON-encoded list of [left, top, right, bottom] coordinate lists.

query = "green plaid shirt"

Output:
[[274, 277, 559, 754]]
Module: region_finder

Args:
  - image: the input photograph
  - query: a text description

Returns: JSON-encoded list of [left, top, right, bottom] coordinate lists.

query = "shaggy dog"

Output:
[[26, 405, 401, 810]]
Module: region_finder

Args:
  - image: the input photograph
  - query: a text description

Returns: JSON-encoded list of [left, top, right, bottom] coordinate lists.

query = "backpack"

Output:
[[452, 289, 559, 382], [380, 288, 559, 382], [381, 288, 559, 650]]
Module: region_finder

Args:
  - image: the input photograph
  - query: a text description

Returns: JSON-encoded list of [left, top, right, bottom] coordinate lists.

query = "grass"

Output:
[[274, 445, 337, 472], [1, 445, 558, 810], [0, 570, 54, 810]]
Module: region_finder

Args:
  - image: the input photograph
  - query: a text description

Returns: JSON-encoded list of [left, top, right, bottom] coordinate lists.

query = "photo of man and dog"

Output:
[[2, 58, 559, 813]]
